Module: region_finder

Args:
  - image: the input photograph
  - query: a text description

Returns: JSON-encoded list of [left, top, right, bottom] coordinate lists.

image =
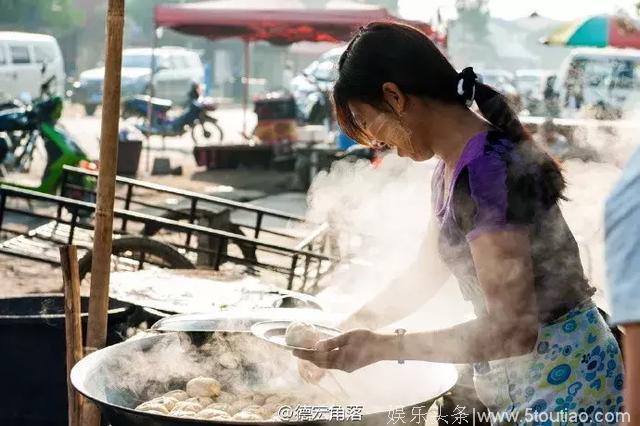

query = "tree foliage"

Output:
[[455, 0, 490, 42], [0, 0, 82, 35]]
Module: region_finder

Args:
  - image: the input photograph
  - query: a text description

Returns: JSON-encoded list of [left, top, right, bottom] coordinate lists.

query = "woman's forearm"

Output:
[[624, 324, 640, 426], [376, 315, 538, 364]]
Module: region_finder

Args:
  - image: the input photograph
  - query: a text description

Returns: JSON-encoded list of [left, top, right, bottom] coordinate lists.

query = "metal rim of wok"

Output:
[[71, 332, 458, 425]]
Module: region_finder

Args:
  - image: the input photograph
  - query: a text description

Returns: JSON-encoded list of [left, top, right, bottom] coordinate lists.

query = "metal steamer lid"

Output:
[[150, 308, 342, 333]]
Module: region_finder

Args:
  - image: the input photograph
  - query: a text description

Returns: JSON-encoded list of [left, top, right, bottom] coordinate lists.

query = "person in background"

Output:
[[282, 60, 294, 91], [533, 119, 571, 161], [565, 61, 584, 111], [533, 119, 599, 163], [543, 75, 560, 118], [605, 149, 640, 426], [295, 22, 624, 423]]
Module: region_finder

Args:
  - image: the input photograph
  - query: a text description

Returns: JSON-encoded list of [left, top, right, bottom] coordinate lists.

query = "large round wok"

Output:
[[71, 332, 457, 426]]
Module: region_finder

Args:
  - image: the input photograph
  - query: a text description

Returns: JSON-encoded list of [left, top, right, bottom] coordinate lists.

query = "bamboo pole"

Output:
[[60, 245, 83, 426], [242, 39, 250, 137], [82, 0, 125, 424], [145, 24, 159, 173]]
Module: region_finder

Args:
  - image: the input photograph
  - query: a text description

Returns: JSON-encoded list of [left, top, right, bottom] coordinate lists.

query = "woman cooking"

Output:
[[294, 22, 624, 421]]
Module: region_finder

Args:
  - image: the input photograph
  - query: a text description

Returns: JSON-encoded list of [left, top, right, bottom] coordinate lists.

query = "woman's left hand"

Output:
[[293, 329, 387, 373]]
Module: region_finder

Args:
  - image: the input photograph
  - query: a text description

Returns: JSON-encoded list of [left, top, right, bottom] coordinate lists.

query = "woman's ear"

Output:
[[381, 82, 406, 117]]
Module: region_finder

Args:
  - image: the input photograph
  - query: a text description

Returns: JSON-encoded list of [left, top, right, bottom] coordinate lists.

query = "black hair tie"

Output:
[[457, 67, 478, 107]]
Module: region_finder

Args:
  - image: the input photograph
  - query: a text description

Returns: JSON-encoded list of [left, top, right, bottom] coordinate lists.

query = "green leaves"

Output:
[[0, 0, 82, 35]]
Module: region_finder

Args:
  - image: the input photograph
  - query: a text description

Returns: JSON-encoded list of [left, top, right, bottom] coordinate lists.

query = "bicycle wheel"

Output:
[[191, 115, 224, 145], [78, 236, 195, 280], [15, 132, 38, 173]]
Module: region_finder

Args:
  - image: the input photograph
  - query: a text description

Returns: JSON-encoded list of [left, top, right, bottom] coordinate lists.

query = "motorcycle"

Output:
[[121, 84, 223, 145], [291, 72, 334, 127], [0, 77, 95, 195], [0, 73, 64, 174]]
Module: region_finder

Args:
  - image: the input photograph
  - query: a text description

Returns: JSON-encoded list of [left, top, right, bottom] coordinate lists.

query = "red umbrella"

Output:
[[154, 0, 436, 44], [543, 15, 640, 49]]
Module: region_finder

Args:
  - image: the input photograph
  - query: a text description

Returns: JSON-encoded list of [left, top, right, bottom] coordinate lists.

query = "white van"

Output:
[[0, 32, 65, 101], [556, 47, 640, 117]]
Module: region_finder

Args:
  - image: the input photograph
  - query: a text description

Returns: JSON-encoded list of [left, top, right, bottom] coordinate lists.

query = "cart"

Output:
[[0, 166, 338, 292]]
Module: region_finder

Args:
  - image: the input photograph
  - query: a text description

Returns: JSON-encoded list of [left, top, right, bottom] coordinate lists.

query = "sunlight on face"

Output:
[[348, 101, 433, 161]]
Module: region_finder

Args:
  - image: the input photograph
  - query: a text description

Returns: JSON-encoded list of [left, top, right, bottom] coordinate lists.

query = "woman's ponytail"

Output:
[[461, 71, 566, 204], [456, 67, 528, 143], [474, 82, 528, 143]]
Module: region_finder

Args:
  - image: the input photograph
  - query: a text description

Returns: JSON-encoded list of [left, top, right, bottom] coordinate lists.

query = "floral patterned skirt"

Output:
[[473, 300, 624, 425]]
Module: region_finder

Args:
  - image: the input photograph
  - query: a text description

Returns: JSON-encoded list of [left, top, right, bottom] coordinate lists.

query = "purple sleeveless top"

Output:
[[432, 131, 594, 323]]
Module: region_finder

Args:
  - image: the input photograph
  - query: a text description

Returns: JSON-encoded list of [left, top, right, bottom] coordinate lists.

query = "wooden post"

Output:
[[145, 24, 159, 173], [83, 0, 125, 424], [60, 245, 83, 426], [242, 39, 250, 137]]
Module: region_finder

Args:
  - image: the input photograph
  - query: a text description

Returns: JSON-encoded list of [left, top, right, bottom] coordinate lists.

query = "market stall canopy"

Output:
[[542, 14, 640, 49], [154, 0, 437, 44]]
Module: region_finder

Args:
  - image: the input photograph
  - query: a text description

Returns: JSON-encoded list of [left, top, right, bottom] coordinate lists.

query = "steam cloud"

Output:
[[305, 114, 639, 324], [94, 332, 338, 407], [305, 154, 447, 322]]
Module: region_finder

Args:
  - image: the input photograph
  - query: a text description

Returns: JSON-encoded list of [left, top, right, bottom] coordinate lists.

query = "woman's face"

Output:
[[348, 100, 434, 161]]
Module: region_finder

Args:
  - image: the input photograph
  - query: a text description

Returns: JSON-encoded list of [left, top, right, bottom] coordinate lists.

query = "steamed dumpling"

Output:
[[164, 390, 189, 401], [250, 393, 267, 405], [186, 396, 214, 407], [186, 377, 221, 398], [136, 402, 169, 414], [215, 391, 236, 404], [242, 404, 268, 418], [196, 408, 232, 420], [262, 403, 282, 416], [171, 410, 197, 418], [206, 402, 230, 412], [264, 394, 283, 405], [233, 411, 264, 421], [146, 396, 178, 411], [172, 400, 203, 413], [285, 321, 321, 349], [228, 398, 253, 415], [218, 351, 240, 369]]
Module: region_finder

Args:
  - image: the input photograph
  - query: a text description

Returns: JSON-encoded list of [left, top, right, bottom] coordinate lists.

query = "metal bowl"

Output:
[[71, 332, 457, 426]]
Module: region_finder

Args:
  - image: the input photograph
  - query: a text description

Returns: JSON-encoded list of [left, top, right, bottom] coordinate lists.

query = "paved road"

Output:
[[60, 103, 258, 161]]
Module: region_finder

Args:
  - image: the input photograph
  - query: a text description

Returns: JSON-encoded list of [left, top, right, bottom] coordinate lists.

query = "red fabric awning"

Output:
[[154, 1, 435, 44]]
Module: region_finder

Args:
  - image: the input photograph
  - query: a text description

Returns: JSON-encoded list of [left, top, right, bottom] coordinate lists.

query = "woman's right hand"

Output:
[[297, 359, 326, 383]]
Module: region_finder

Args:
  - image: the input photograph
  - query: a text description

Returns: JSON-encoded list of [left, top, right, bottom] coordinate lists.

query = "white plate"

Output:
[[251, 320, 342, 352]]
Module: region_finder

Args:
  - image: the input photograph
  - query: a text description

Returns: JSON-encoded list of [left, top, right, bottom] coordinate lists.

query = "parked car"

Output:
[[72, 46, 204, 116], [0, 32, 65, 101], [290, 46, 345, 125], [477, 69, 522, 112]]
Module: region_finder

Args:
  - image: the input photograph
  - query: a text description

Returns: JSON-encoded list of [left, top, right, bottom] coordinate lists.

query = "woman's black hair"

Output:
[[333, 21, 565, 200]]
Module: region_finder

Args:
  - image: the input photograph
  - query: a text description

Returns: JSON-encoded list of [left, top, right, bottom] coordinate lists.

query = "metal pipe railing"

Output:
[[61, 182, 306, 242], [62, 165, 307, 222], [0, 185, 337, 274]]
